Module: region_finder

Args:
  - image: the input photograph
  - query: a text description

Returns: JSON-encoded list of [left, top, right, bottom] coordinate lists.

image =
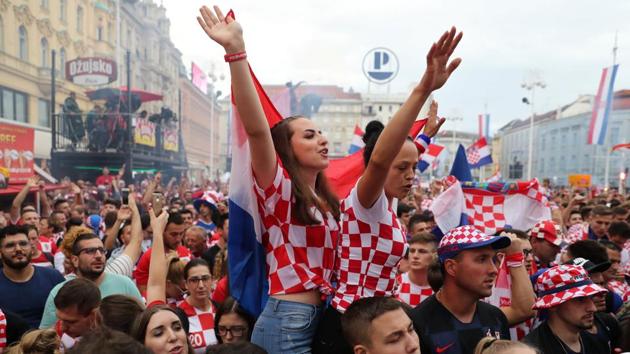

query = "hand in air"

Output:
[[422, 101, 446, 138], [418, 27, 463, 93], [197, 5, 244, 53]]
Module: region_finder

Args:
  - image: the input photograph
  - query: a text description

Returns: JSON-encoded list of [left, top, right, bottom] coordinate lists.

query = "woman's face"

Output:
[[144, 310, 189, 354], [184, 265, 212, 302], [288, 118, 329, 172], [384, 140, 418, 200], [218, 312, 249, 344]]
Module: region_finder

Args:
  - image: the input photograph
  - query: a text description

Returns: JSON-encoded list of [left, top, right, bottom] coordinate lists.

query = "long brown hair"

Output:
[[270, 116, 340, 224]]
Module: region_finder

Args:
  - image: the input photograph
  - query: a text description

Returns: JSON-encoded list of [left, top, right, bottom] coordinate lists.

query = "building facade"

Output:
[[179, 76, 225, 183], [497, 91, 630, 187]]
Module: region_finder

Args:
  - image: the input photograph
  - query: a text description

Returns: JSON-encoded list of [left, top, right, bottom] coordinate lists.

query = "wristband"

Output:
[[505, 252, 525, 268], [224, 51, 247, 63]]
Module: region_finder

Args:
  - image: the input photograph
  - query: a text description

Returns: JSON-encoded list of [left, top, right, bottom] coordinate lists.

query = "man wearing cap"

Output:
[[565, 258, 621, 353], [193, 191, 219, 234], [521, 264, 610, 354], [410, 225, 511, 354], [529, 220, 564, 274]]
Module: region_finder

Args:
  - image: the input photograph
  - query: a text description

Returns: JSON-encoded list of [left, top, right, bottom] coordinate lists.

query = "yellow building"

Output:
[[0, 0, 117, 160]]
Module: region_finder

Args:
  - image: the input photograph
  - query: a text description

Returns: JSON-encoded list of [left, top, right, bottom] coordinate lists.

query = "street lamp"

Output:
[[521, 80, 546, 180]]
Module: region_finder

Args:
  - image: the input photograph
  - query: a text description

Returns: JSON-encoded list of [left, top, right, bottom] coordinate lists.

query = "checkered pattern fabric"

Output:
[[420, 198, 433, 211], [194, 191, 222, 212], [466, 145, 481, 165], [439, 225, 493, 249], [565, 224, 588, 245], [178, 300, 218, 351], [395, 272, 434, 307], [607, 280, 630, 302], [0, 309, 6, 350], [254, 162, 339, 296], [624, 260, 630, 276], [533, 264, 608, 309], [529, 220, 563, 246], [464, 193, 506, 234], [332, 186, 407, 313]]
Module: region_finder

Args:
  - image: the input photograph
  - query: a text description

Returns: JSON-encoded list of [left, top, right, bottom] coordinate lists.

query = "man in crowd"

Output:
[[95, 167, 115, 188], [408, 215, 433, 237], [607, 221, 630, 264], [588, 206, 613, 240], [410, 225, 511, 353], [396, 233, 436, 307], [194, 192, 219, 234], [40, 232, 141, 328], [0, 225, 65, 328], [612, 206, 629, 222], [184, 226, 208, 259], [522, 264, 610, 353], [599, 240, 630, 302], [180, 208, 195, 229], [341, 296, 420, 354], [202, 215, 229, 269], [53, 278, 102, 349], [529, 220, 563, 274], [133, 211, 192, 293]]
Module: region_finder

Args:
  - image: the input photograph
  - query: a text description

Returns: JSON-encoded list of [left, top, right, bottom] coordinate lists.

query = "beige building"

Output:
[[179, 76, 225, 183], [0, 0, 119, 160]]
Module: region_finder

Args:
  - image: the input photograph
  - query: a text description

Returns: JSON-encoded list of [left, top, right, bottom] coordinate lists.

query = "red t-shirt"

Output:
[[133, 246, 192, 286], [95, 175, 115, 187], [211, 276, 229, 304]]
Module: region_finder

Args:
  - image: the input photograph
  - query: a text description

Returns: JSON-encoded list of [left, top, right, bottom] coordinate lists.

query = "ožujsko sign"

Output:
[[66, 57, 117, 86]]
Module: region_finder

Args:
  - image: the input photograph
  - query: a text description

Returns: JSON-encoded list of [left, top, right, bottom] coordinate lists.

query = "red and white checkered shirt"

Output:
[[178, 300, 217, 353], [607, 280, 630, 302], [332, 185, 407, 313], [0, 309, 6, 351], [254, 162, 339, 296], [395, 272, 433, 307]]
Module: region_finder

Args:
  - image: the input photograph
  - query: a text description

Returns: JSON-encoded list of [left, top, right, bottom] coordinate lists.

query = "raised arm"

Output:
[[103, 206, 131, 251], [357, 28, 462, 208], [198, 6, 277, 189], [498, 233, 536, 326], [10, 176, 39, 223], [120, 188, 143, 265], [146, 208, 169, 305]]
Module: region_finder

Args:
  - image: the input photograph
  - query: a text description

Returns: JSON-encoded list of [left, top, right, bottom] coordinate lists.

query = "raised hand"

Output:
[[422, 101, 446, 138], [26, 175, 40, 188], [117, 205, 132, 221], [149, 207, 169, 234], [418, 27, 463, 93], [197, 5, 244, 54]]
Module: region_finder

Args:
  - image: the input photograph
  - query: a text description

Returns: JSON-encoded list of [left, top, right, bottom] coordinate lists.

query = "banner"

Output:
[[0, 121, 35, 184], [134, 118, 156, 147], [191, 62, 208, 94], [568, 174, 591, 188], [163, 127, 178, 152]]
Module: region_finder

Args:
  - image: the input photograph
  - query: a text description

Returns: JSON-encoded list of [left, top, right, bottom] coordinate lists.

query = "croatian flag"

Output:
[[588, 65, 619, 145], [466, 137, 492, 169], [478, 114, 490, 141], [347, 124, 365, 154], [418, 144, 444, 173], [431, 177, 551, 237]]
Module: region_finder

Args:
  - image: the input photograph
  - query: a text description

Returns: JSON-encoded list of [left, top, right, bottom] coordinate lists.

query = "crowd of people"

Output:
[[0, 5, 629, 354]]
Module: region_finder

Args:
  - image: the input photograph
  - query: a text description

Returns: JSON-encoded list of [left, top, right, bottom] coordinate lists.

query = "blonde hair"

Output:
[[166, 255, 186, 285], [59, 226, 95, 258], [213, 248, 228, 280], [473, 338, 537, 354], [6, 329, 61, 354]]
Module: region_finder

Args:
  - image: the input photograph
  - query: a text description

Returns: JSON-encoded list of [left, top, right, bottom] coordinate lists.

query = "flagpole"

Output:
[[604, 31, 618, 190]]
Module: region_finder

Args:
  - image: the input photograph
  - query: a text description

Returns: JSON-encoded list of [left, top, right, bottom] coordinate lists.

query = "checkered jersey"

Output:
[[178, 300, 217, 353], [0, 309, 6, 350], [395, 272, 433, 307], [607, 280, 630, 302], [332, 185, 407, 313], [253, 162, 339, 296], [565, 224, 588, 245], [464, 191, 506, 235]]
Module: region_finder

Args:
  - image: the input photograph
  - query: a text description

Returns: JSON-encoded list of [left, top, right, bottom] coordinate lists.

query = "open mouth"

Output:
[[319, 148, 328, 158]]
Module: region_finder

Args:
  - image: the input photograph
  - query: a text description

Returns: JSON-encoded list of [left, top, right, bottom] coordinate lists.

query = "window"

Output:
[[40, 0, 49, 9], [38, 99, 50, 127], [107, 22, 112, 42], [59, 48, 66, 77], [0, 87, 28, 122], [40, 38, 49, 67], [18, 26, 28, 61], [97, 25, 103, 41], [59, 0, 66, 21], [76, 6, 83, 32]]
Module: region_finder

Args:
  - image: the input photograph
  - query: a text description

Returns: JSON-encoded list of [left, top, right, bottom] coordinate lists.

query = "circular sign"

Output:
[[362, 47, 399, 84]]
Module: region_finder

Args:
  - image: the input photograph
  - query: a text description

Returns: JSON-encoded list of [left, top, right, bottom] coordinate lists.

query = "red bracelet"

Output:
[[224, 51, 247, 63], [505, 252, 525, 268]]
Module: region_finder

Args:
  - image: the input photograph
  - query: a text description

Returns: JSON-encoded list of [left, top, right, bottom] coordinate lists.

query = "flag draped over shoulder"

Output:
[[228, 64, 426, 316]]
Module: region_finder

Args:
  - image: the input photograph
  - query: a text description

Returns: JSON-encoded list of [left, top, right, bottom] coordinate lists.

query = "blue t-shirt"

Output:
[[195, 219, 216, 233], [0, 266, 65, 328]]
